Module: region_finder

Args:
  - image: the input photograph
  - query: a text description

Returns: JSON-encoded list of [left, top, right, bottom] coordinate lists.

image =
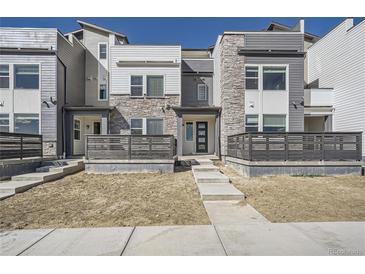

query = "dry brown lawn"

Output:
[[0, 169, 210, 230], [217, 163, 365, 223]]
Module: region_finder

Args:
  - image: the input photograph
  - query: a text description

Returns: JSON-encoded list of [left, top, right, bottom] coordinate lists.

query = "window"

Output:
[[14, 64, 39, 89], [74, 119, 81, 140], [99, 43, 107, 59], [197, 84, 208, 101], [131, 118, 143, 135], [263, 66, 286, 90], [130, 75, 143, 97], [263, 115, 286, 132], [14, 114, 39, 134], [185, 122, 193, 141], [99, 84, 107, 100], [146, 118, 164, 135], [0, 64, 9, 89], [245, 115, 258, 132], [147, 76, 164, 97], [0, 114, 9, 132], [93, 122, 101, 134], [245, 66, 259, 90]]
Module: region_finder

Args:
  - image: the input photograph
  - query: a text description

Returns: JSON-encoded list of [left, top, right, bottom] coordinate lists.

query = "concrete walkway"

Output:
[[1, 222, 364, 256], [191, 158, 245, 201]]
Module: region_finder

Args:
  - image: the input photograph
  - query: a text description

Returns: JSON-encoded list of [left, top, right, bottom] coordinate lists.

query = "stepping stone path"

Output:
[[0, 159, 84, 201], [191, 159, 245, 201]]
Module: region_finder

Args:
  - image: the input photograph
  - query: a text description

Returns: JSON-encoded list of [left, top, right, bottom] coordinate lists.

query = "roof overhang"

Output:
[[172, 106, 221, 116], [238, 48, 305, 57], [116, 60, 180, 67], [64, 106, 115, 112], [0, 48, 56, 55]]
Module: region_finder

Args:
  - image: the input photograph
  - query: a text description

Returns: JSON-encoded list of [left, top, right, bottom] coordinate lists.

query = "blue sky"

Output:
[[0, 17, 363, 48]]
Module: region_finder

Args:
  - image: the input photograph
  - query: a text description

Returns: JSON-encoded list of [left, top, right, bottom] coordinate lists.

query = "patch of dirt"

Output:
[[0, 170, 210, 230], [218, 163, 365, 223]]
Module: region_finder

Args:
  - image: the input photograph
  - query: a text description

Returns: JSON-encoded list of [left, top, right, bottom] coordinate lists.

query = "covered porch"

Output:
[[174, 107, 221, 157]]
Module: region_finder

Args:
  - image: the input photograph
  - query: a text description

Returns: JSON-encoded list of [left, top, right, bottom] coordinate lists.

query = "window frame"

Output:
[[146, 118, 164, 135], [98, 43, 107, 60], [244, 65, 259, 90], [146, 75, 165, 97], [130, 118, 143, 135], [14, 113, 40, 134], [98, 83, 108, 101], [73, 119, 81, 141], [197, 84, 208, 101], [14, 64, 40, 90], [0, 64, 10, 89], [262, 65, 288, 91], [0, 113, 10, 132], [245, 114, 259, 133], [263, 114, 287, 132], [185, 122, 194, 141], [130, 75, 144, 97]]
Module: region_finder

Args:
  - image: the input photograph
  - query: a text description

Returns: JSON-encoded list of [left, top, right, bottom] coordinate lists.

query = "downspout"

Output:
[[217, 108, 222, 159], [57, 56, 67, 159]]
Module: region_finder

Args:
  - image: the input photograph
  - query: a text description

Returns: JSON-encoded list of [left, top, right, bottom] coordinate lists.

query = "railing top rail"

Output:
[[86, 134, 174, 138], [228, 131, 363, 138]]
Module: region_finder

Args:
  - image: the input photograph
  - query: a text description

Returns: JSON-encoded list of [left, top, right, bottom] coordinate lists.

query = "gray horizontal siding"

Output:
[[244, 33, 304, 51], [246, 56, 304, 131], [0, 28, 57, 50], [182, 59, 214, 73], [181, 75, 213, 107]]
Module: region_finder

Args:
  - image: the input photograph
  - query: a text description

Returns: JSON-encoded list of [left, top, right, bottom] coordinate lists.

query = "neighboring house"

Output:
[[0, 27, 85, 157], [212, 20, 306, 156], [307, 18, 365, 160]]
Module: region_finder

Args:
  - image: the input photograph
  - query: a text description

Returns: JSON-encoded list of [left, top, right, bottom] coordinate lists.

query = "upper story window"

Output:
[[14, 113, 39, 134], [99, 84, 107, 100], [147, 76, 164, 97], [99, 43, 107, 59], [130, 75, 143, 97], [263, 115, 286, 132], [0, 65, 10, 89], [14, 64, 39, 89], [0, 114, 10, 132], [197, 84, 208, 101], [263, 66, 287, 90], [245, 66, 259, 90], [245, 115, 258, 132]]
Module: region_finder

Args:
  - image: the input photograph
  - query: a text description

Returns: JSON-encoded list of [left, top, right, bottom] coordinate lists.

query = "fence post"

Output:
[[20, 136, 23, 160], [170, 135, 174, 159], [40, 135, 43, 158], [85, 136, 88, 160], [321, 133, 325, 161], [285, 133, 288, 161], [248, 133, 252, 161], [128, 135, 132, 160], [358, 133, 362, 161]]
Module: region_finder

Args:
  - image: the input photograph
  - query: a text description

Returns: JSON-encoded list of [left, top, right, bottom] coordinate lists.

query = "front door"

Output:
[[196, 122, 208, 153]]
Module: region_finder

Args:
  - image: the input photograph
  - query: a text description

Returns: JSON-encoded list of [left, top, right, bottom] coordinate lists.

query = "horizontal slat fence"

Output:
[[86, 135, 175, 160], [227, 132, 362, 162], [0, 132, 43, 160]]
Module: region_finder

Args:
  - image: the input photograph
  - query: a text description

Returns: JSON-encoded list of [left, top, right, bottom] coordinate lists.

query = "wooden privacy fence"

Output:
[[86, 135, 176, 160], [0, 132, 43, 160], [227, 132, 362, 162]]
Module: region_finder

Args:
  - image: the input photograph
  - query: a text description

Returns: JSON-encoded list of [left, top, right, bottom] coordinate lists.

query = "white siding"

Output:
[[110, 45, 181, 95], [212, 35, 222, 106], [0, 28, 57, 49], [307, 19, 365, 157]]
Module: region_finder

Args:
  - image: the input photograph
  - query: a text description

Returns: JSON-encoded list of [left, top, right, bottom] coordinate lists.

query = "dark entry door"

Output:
[[196, 122, 208, 153]]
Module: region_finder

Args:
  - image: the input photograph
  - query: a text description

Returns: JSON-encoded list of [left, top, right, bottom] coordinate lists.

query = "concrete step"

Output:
[[196, 183, 245, 201], [11, 171, 64, 183], [192, 165, 219, 172], [193, 171, 230, 184], [0, 180, 43, 194], [196, 159, 213, 165], [36, 160, 84, 175], [0, 191, 15, 200]]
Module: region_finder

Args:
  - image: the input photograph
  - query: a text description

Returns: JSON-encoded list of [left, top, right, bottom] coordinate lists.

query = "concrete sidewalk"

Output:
[[1, 221, 364, 256]]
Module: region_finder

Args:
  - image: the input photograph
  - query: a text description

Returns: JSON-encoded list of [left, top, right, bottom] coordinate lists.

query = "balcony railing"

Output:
[[304, 88, 334, 107], [0, 132, 43, 160], [227, 132, 362, 162], [85, 135, 176, 160]]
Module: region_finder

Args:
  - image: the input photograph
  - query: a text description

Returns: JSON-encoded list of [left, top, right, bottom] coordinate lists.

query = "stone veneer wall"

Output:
[[109, 95, 180, 137], [43, 141, 57, 157], [219, 34, 246, 156]]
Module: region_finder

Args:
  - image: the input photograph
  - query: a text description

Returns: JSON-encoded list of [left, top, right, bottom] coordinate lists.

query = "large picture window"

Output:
[[146, 118, 164, 135], [263, 115, 286, 132], [263, 66, 287, 90], [14, 114, 39, 134], [130, 75, 143, 97], [245, 115, 258, 132], [147, 76, 164, 97], [245, 66, 259, 90], [0, 114, 9, 132], [14, 64, 39, 89], [0, 64, 10, 89]]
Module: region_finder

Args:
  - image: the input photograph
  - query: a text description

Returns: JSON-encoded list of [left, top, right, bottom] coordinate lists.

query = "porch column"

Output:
[[101, 114, 108, 135], [176, 115, 183, 156]]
